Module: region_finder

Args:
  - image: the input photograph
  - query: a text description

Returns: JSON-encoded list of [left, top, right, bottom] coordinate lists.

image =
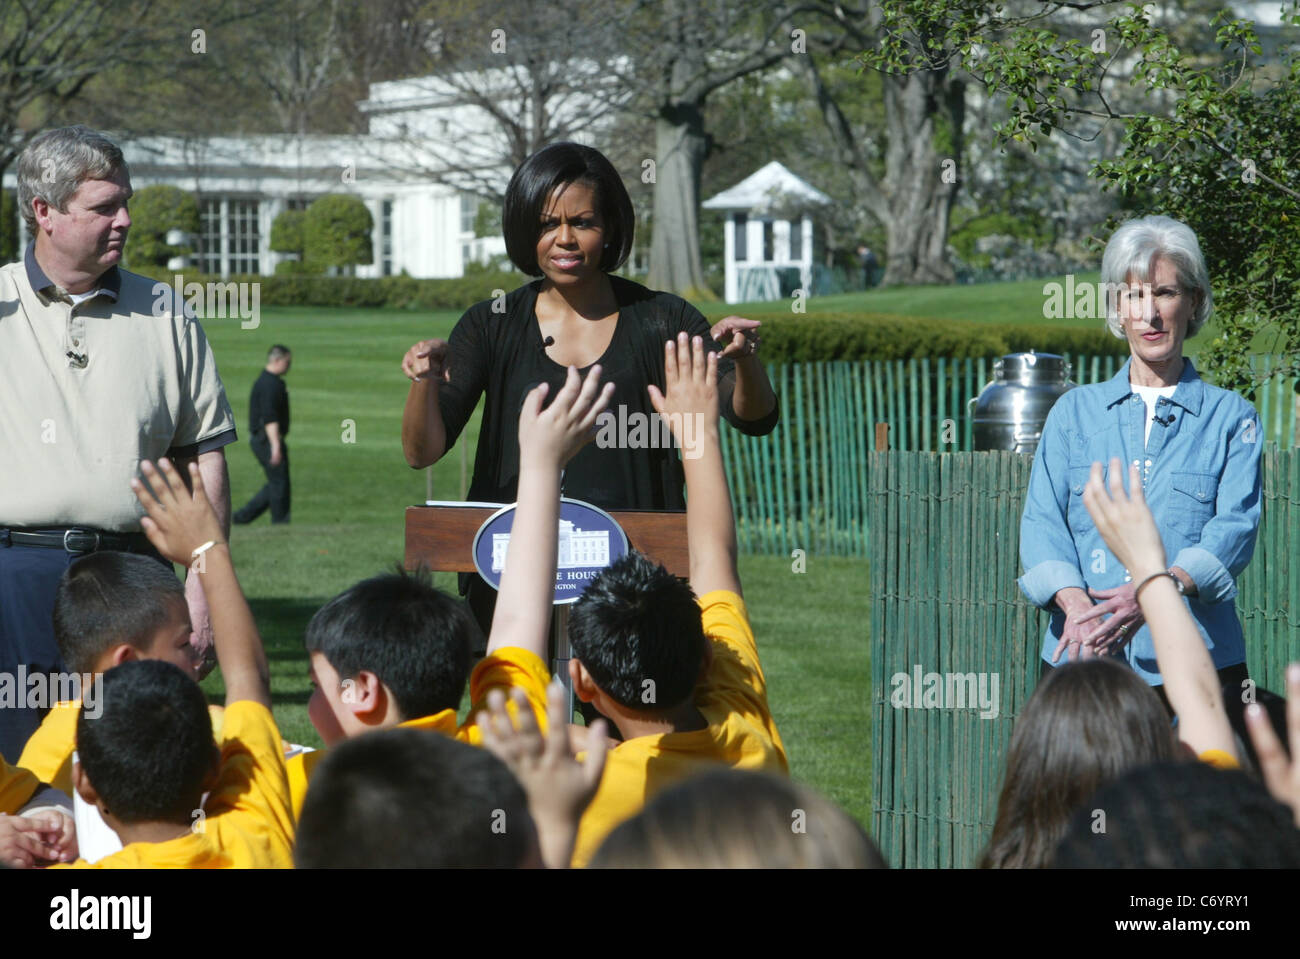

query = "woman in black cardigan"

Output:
[[400, 142, 779, 628]]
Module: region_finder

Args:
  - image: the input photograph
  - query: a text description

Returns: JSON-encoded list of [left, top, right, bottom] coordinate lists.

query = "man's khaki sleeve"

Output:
[[173, 313, 236, 450]]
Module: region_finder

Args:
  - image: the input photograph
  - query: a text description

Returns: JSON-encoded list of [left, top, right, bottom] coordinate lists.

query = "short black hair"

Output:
[[53, 552, 185, 674], [568, 552, 705, 711], [1052, 761, 1300, 868], [502, 142, 635, 276], [268, 344, 291, 361], [303, 568, 480, 721], [294, 728, 534, 868], [77, 660, 216, 825]]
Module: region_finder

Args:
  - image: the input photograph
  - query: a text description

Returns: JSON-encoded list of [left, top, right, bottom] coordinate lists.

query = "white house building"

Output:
[[2, 64, 633, 279]]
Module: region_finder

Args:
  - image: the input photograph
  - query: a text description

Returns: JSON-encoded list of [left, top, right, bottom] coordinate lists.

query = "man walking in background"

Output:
[[234, 345, 292, 525]]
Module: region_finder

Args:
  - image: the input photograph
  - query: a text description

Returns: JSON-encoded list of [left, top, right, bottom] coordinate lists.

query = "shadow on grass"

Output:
[[249, 596, 325, 664]]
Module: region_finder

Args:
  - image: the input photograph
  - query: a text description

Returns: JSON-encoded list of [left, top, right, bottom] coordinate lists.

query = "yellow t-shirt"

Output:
[[1199, 749, 1240, 770], [51, 700, 294, 869], [570, 590, 788, 867], [19, 700, 226, 796], [0, 758, 40, 815], [286, 645, 551, 819]]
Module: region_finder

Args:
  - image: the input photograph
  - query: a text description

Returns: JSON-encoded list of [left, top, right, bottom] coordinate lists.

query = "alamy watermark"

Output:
[[889, 665, 1000, 719], [151, 275, 261, 329], [595, 406, 706, 459], [1042, 276, 1160, 320], [0, 668, 104, 719]]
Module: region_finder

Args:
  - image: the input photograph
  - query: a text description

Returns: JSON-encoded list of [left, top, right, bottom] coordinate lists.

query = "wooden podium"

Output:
[[404, 503, 689, 715]]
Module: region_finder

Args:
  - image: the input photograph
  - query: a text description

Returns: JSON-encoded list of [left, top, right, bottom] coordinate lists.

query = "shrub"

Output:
[[123, 185, 199, 271], [0, 190, 17, 264], [303, 194, 373, 271], [270, 208, 308, 271], [754, 312, 1129, 363]]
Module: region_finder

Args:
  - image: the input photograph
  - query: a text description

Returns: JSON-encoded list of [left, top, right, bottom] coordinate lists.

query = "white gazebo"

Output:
[[703, 161, 831, 303]]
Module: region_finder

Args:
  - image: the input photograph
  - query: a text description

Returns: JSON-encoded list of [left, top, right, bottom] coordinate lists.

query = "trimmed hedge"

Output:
[[755, 312, 1129, 363], [117, 268, 1130, 361], [129, 269, 526, 313]]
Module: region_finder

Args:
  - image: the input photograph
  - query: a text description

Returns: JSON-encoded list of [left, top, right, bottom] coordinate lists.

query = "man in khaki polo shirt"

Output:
[[0, 125, 237, 761]]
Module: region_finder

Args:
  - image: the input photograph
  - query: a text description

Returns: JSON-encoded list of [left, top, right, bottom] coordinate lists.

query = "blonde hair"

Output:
[[590, 768, 885, 869]]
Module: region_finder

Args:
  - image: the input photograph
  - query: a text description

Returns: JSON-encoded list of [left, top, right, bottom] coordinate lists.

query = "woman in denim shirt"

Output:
[[1019, 216, 1262, 700]]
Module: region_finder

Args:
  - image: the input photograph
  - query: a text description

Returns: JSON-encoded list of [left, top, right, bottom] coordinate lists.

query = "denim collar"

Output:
[[1102, 356, 1205, 416], [24, 242, 121, 303]]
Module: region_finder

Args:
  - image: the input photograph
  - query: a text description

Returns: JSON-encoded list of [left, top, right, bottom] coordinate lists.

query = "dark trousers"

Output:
[[1038, 657, 1250, 718], [0, 541, 169, 762], [236, 434, 290, 524]]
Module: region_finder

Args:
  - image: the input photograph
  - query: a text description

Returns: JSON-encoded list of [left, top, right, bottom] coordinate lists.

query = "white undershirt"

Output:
[[1133, 383, 1178, 444], [66, 290, 99, 307]]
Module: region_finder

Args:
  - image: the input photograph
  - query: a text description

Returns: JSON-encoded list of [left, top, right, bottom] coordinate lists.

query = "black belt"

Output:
[[0, 527, 152, 554]]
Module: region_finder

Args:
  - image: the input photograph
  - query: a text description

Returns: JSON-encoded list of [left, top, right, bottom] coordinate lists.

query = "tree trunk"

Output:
[[645, 102, 711, 297], [879, 68, 965, 286]]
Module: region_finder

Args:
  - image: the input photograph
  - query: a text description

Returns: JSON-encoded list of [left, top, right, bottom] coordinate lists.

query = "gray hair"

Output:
[[1100, 215, 1213, 339], [16, 125, 129, 234]]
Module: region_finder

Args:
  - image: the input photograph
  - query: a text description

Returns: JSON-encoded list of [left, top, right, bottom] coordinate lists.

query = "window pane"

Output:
[[734, 213, 747, 261], [227, 199, 260, 274], [382, 199, 394, 277], [199, 199, 222, 275]]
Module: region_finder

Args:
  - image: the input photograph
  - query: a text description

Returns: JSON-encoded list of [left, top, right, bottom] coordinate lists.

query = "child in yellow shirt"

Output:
[[286, 370, 614, 817], [567, 334, 789, 867], [285, 568, 551, 817], [19, 550, 221, 796], [295, 364, 615, 867], [53, 458, 294, 869]]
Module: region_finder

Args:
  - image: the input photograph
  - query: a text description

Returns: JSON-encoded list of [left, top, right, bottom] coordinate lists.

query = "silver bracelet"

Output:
[[1134, 569, 1183, 601], [191, 539, 223, 560]]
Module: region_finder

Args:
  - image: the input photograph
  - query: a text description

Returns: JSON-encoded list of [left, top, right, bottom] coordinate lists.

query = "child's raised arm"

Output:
[[1082, 458, 1236, 758], [1247, 664, 1300, 826], [649, 333, 741, 599], [131, 459, 271, 710], [486, 366, 613, 661]]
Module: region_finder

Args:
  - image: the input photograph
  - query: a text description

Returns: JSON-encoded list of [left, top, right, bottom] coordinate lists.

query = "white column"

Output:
[[723, 213, 736, 303], [801, 215, 813, 293]]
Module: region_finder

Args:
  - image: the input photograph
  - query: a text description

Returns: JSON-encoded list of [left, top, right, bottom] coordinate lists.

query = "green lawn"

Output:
[[699, 272, 1107, 327], [201, 305, 871, 827]]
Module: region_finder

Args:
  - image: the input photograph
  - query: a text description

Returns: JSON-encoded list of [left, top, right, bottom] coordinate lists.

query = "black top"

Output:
[[438, 276, 778, 510], [248, 370, 289, 438]]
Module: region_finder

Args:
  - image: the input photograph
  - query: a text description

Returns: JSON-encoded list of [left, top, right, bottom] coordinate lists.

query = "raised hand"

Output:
[[401, 338, 451, 383], [477, 683, 609, 868], [130, 459, 225, 566], [1081, 458, 1168, 579], [1247, 664, 1300, 828], [648, 332, 719, 444], [518, 364, 614, 470]]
